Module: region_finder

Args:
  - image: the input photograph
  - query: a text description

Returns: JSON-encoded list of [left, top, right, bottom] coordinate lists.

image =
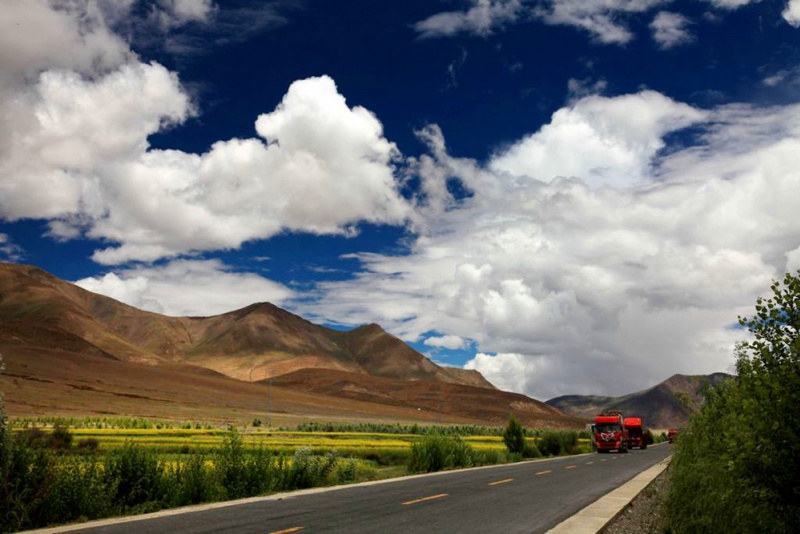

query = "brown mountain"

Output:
[[0, 262, 574, 427], [545, 372, 732, 429], [0, 262, 487, 386]]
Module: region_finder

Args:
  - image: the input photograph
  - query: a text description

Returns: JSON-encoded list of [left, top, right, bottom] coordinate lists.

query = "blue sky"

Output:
[[2, 0, 800, 400]]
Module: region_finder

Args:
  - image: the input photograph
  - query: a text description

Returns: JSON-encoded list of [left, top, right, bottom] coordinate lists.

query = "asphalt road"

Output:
[[67, 444, 672, 534]]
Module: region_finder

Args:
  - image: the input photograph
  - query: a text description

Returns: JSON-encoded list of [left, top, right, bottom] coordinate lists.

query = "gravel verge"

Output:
[[601, 465, 671, 534]]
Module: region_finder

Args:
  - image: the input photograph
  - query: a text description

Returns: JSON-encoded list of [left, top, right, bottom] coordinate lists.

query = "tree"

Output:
[[502, 414, 525, 454], [667, 270, 800, 533], [731, 270, 800, 530]]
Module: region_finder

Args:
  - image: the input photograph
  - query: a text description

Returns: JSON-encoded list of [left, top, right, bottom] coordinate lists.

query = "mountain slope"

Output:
[[546, 373, 732, 428], [267, 368, 582, 428], [1, 261, 580, 427], [0, 262, 489, 387]]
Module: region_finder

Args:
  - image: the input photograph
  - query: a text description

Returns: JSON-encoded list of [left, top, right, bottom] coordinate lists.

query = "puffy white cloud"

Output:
[[414, 0, 524, 38], [1, 2, 409, 265], [0, 62, 192, 221], [81, 75, 411, 265], [424, 334, 467, 350], [302, 92, 800, 400], [650, 12, 694, 49], [75, 259, 294, 317], [0, 14, 410, 264], [489, 91, 707, 189], [534, 0, 668, 45], [784, 0, 800, 27], [0, 0, 131, 84]]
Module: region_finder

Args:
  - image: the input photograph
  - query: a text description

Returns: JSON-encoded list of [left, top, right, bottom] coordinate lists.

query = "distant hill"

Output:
[[546, 373, 733, 429], [0, 262, 578, 427]]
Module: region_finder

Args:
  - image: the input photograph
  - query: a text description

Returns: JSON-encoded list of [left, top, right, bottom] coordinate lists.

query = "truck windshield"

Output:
[[595, 424, 620, 433]]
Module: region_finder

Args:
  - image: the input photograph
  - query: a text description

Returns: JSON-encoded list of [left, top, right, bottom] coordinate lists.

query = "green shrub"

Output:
[[76, 437, 100, 452], [522, 442, 541, 458], [48, 424, 73, 450], [104, 443, 165, 510], [502, 414, 525, 454], [40, 456, 114, 525], [214, 429, 250, 499], [170, 453, 222, 506], [0, 433, 54, 531], [407, 435, 476, 473], [537, 432, 563, 456]]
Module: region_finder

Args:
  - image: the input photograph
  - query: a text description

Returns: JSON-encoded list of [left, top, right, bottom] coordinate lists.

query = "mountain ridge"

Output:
[[546, 372, 733, 428], [2, 261, 578, 427]]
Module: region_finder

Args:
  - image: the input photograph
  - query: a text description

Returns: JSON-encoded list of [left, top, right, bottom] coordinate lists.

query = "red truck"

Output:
[[668, 429, 678, 444], [623, 417, 647, 449], [594, 410, 629, 453]]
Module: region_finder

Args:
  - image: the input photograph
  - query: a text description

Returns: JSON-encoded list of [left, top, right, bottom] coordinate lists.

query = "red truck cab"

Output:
[[594, 410, 629, 453], [623, 417, 647, 449]]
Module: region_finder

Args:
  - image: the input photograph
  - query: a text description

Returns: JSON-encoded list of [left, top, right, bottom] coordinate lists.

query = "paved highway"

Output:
[[66, 444, 671, 534]]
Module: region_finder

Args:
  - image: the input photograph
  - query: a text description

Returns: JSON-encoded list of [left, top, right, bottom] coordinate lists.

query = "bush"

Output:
[[502, 414, 525, 454], [40, 456, 114, 525], [666, 270, 800, 533], [523, 443, 541, 458], [0, 433, 54, 531], [407, 435, 476, 473], [48, 424, 73, 450], [76, 438, 100, 451], [104, 443, 165, 510], [537, 432, 563, 456], [170, 453, 222, 506]]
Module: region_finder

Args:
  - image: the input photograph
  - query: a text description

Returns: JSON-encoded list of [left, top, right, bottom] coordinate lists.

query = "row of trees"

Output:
[[666, 270, 800, 533]]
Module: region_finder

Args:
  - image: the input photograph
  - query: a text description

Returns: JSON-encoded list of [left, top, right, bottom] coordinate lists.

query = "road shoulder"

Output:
[[546, 453, 672, 534]]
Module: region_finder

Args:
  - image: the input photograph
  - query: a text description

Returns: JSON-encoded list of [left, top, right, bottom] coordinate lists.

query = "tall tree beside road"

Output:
[[502, 414, 525, 455], [667, 270, 800, 533]]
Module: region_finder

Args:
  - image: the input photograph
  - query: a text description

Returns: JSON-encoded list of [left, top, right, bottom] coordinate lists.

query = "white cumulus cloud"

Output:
[[301, 92, 800, 400], [784, 0, 800, 27], [489, 91, 707, 189], [424, 335, 467, 350], [0, 2, 410, 265], [75, 259, 294, 317], [650, 12, 694, 49]]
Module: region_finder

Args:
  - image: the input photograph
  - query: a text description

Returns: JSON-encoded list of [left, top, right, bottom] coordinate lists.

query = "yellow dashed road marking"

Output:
[[564, 465, 577, 469], [270, 527, 305, 534], [535, 470, 552, 475], [489, 478, 514, 486], [403, 493, 448, 505]]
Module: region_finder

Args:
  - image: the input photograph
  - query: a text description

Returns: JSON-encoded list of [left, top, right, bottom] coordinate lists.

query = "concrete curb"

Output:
[[546, 454, 672, 534]]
